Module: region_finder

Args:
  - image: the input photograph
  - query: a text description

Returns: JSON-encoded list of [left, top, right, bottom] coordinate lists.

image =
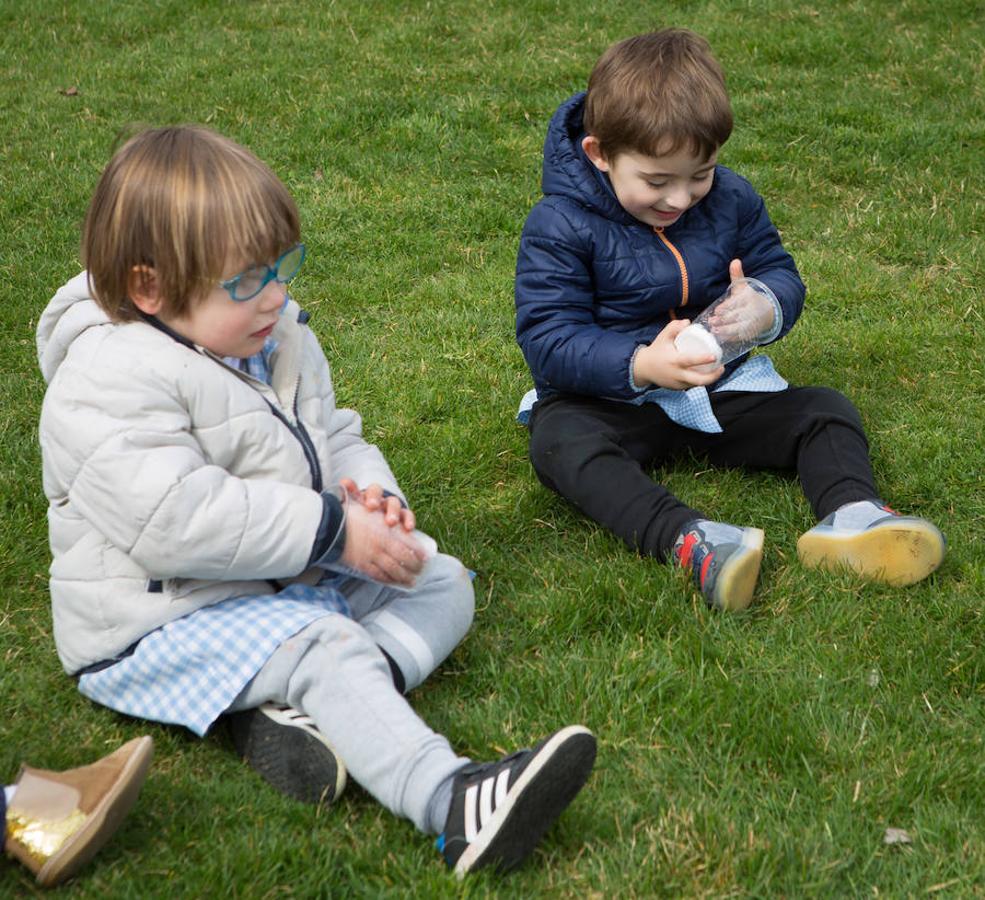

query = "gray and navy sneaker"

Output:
[[227, 703, 347, 805], [437, 725, 597, 878], [673, 519, 765, 611], [797, 500, 945, 585]]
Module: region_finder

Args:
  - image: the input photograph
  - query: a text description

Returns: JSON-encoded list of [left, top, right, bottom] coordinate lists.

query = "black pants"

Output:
[[527, 387, 878, 561]]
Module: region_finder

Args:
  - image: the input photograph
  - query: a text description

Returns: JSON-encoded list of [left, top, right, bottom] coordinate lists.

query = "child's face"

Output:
[[158, 258, 287, 358], [583, 138, 717, 229]]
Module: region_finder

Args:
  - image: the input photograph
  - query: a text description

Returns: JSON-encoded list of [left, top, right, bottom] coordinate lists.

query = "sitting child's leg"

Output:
[[343, 553, 476, 693], [230, 613, 465, 832], [226, 554, 474, 801], [227, 614, 596, 874], [706, 387, 945, 584], [529, 395, 764, 610], [528, 395, 701, 558]]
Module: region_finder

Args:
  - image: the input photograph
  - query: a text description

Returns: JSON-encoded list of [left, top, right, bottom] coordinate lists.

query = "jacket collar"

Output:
[[138, 302, 309, 414], [138, 311, 195, 348]]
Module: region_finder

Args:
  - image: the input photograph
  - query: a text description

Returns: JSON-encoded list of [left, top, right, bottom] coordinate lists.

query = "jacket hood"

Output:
[[540, 93, 637, 226], [37, 271, 110, 385]]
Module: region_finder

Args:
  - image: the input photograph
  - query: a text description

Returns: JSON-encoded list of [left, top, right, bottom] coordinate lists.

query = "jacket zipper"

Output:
[[654, 227, 689, 318], [147, 313, 324, 493], [262, 380, 324, 493], [142, 313, 325, 550], [143, 389, 320, 598], [292, 392, 324, 493]]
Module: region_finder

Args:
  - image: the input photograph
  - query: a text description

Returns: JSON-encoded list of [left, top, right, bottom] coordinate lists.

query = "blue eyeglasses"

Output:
[[220, 243, 306, 302]]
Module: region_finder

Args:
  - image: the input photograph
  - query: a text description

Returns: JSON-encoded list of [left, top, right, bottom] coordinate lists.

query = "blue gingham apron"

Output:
[[78, 582, 350, 736], [517, 354, 787, 433]]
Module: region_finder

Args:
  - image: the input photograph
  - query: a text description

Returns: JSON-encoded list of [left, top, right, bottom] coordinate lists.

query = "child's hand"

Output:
[[704, 259, 777, 342], [339, 478, 416, 532], [633, 319, 724, 390], [340, 499, 427, 587]]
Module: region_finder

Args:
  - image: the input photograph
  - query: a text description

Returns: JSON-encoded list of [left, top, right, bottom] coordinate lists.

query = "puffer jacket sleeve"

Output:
[[301, 327, 405, 502], [732, 177, 806, 342], [515, 200, 644, 400], [42, 360, 323, 582]]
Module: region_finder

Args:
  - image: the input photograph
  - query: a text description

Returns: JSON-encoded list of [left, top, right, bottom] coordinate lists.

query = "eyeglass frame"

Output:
[[219, 243, 306, 302]]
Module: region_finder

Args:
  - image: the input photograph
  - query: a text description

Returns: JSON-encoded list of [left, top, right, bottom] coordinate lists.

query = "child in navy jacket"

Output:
[[515, 28, 944, 610]]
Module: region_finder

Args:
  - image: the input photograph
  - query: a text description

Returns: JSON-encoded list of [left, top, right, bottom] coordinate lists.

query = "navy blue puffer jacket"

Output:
[[515, 93, 806, 402]]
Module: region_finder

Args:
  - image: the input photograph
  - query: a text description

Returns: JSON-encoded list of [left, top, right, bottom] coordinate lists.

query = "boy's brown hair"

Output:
[[583, 28, 733, 162], [82, 126, 300, 322]]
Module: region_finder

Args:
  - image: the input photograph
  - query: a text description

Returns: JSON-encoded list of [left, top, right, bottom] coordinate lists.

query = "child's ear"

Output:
[[581, 135, 610, 172], [127, 265, 163, 316]]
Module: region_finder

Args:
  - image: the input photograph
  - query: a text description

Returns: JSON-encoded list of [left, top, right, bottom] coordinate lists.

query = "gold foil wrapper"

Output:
[[6, 808, 87, 864]]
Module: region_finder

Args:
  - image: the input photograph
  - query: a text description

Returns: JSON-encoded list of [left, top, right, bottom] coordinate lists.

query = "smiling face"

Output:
[[583, 136, 718, 229], [155, 259, 288, 358]]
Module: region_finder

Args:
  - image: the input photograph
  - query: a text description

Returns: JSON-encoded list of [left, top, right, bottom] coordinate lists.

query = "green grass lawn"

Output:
[[1, 0, 982, 895]]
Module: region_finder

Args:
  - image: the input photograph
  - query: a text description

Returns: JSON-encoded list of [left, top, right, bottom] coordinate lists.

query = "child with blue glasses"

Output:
[[37, 125, 595, 877]]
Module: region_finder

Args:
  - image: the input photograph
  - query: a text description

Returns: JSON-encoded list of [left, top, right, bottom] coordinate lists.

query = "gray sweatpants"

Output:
[[226, 553, 475, 833]]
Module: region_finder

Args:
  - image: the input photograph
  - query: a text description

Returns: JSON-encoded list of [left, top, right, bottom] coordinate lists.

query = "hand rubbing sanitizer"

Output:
[[675, 277, 782, 373]]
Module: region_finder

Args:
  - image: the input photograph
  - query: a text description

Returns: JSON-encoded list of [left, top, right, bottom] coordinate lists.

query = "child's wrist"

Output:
[[309, 486, 348, 567], [630, 345, 652, 390]]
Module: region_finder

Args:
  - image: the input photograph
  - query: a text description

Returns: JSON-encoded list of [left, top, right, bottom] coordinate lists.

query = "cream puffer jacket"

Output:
[[38, 272, 403, 674]]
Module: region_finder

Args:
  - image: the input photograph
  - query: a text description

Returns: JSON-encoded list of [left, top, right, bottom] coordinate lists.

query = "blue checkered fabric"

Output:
[[78, 580, 351, 737], [224, 337, 277, 383], [516, 354, 788, 433]]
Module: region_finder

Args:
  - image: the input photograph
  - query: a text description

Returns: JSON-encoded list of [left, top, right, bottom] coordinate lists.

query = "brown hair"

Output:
[[82, 126, 300, 321], [583, 28, 733, 161]]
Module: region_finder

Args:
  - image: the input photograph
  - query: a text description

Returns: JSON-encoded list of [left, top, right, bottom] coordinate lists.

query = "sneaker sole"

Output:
[[35, 736, 154, 888], [710, 528, 764, 612], [797, 519, 945, 586], [453, 725, 597, 878], [227, 706, 347, 805]]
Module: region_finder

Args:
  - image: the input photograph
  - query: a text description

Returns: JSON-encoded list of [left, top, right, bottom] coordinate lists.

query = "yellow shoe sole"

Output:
[[797, 519, 945, 586], [710, 528, 764, 612]]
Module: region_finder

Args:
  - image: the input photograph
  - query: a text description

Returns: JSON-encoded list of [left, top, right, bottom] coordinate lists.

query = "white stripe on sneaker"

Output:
[[479, 775, 494, 831], [494, 769, 509, 808], [464, 784, 479, 842], [465, 772, 506, 842], [280, 707, 317, 728]]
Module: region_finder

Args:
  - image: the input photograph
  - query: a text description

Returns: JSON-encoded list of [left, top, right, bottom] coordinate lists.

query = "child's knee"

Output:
[[804, 386, 865, 428], [284, 614, 389, 686], [303, 613, 377, 654], [426, 554, 475, 637]]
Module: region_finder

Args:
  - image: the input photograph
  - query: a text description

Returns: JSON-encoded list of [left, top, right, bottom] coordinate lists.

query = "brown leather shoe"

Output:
[[4, 735, 153, 887]]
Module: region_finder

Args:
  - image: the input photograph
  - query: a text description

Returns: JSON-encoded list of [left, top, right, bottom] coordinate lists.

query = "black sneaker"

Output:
[[226, 703, 347, 805], [436, 725, 596, 877]]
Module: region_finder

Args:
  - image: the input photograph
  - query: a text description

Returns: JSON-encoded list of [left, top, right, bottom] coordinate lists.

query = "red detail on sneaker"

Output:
[[677, 533, 697, 568], [881, 504, 898, 515], [700, 552, 714, 587]]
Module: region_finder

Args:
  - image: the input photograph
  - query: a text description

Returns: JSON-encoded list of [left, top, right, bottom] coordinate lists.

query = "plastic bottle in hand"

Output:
[[674, 277, 782, 373]]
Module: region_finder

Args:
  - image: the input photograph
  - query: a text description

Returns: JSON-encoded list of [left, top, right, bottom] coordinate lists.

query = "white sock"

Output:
[[4, 785, 16, 807]]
